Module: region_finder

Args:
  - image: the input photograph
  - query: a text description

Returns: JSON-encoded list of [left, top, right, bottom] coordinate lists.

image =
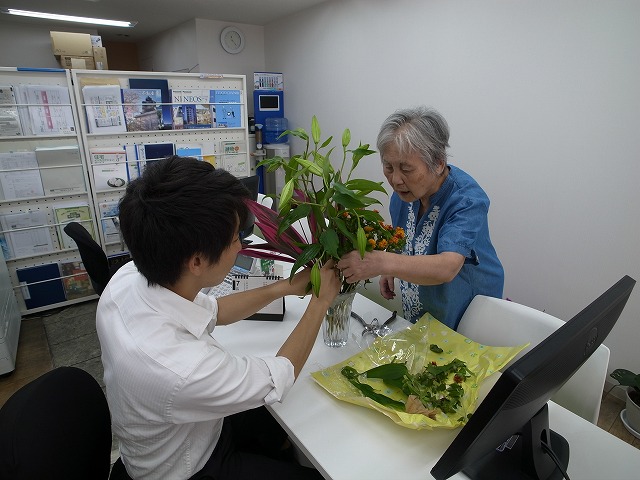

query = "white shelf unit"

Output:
[[70, 70, 250, 259], [0, 67, 100, 315]]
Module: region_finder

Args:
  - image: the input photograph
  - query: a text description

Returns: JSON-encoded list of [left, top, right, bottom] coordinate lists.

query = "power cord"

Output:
[[541, 439, 571, 480]]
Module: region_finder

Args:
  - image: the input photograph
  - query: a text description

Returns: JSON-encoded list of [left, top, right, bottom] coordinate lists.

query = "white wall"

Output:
[[195, 19, 265, 91], [138, 19, 265, 113], [137, 20, 199, 73], [264, 0, 640, 378], [0, 19, 97, 69]]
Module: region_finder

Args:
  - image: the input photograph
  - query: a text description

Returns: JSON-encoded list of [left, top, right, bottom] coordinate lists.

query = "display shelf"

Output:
[[0, 67, 99, 314], [70, 69, 250, 258], [0, 68, 250, 314]]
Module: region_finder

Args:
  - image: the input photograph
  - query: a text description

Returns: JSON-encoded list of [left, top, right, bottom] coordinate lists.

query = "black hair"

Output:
[[118, 156, 250, 287]]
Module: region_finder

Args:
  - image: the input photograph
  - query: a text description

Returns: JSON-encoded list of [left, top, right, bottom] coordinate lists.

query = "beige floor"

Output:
[[1, 302, 639, 454]]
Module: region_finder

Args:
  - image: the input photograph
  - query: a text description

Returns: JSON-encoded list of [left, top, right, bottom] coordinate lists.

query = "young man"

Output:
[[97, 156, 340, 479]]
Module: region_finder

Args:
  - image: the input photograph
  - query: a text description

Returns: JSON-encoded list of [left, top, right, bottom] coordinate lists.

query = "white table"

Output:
[[214, 292, 640, 479]]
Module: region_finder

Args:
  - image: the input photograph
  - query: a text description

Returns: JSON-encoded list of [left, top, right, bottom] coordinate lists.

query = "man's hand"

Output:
[[314, 260, 341, 303], [284, 268, 312, 297]]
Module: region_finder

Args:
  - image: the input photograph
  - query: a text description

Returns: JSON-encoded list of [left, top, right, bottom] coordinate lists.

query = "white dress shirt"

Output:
[[96, 262, 295, 479]]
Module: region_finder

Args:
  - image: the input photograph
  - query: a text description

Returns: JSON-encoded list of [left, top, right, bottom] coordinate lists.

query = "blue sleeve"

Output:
[[437, 193, 490, 262]]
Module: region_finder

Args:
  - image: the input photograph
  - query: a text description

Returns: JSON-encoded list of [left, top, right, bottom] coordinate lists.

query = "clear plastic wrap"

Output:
[[311, 313, 528, 430]]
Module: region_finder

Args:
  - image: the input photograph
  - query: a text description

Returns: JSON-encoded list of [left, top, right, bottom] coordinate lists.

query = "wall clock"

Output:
[[220, 26, 245, 54]]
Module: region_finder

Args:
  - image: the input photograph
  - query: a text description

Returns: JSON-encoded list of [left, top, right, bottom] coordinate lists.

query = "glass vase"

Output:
[[323, 291, 356, 347]]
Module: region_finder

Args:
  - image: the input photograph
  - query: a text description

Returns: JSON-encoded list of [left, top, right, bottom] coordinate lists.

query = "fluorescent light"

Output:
[[0, 8, 137, 28]]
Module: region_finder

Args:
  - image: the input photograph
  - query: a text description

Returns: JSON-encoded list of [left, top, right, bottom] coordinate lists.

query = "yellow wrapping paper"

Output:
[[311, 313, 528, 430]]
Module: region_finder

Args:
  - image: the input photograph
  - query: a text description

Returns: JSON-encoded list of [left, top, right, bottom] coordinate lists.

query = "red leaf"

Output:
[[244, 199, 310, 259]]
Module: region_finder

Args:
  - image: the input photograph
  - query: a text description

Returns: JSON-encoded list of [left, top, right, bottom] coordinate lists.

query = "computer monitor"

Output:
[[431, 275, 636, 480], [239, 175, 259, 242]]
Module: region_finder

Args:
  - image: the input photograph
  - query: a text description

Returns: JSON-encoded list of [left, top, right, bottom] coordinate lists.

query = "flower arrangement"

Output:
[[241, 116, 405, 295]]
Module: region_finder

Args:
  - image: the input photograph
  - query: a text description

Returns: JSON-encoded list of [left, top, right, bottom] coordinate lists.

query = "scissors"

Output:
[[351, 310, 397, 337]]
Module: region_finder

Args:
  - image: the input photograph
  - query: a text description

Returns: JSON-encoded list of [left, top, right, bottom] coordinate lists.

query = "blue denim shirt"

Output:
[[390, 165, 504, 329]]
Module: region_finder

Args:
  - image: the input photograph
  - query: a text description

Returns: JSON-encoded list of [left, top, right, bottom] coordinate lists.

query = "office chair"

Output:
[[62, 221, 113, 295], [256, 192, 274, 209], [457, 295, 610, 424], [0, 367, 112, 479]]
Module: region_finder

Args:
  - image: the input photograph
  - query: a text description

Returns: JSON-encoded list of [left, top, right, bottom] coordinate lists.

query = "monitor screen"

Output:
[[431, 275, 636, 480], [238, 175, 259, 242], [258, 94, 280, 111]]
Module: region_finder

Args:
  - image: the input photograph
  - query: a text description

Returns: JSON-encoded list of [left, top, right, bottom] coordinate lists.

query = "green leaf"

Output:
[[350, 143, 376, 170], [320, 135, 333, 149], [611, 369, 640, 389], [333, 216, 356, 245], [344, 179, 387, 195], [278, 179, 295, 213], [313, 147, 335, 170], [322, 151, 334, 183], [311, 115, 321, 144], [357, 209, 385, 222], [333, 192, 366, 209], [291, 243, 323, 282], [256, 156, 284, 170], [364, 362, 408, 381], [285, 127, 309, 142], [294, 157, 323, 176], [340, 366, 405, 411], [278, 204, 312, 235], [356, 195, 383, 207], [319, 228, 340, 258]]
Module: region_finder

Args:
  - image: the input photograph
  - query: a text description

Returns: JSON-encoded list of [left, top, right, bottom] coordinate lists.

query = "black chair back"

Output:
[[63, 221, 111, 295], [0, 367, 112, 479]]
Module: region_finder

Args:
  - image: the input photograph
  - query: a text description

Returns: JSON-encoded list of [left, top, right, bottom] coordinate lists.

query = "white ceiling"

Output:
[[1, 0, 330, 42]]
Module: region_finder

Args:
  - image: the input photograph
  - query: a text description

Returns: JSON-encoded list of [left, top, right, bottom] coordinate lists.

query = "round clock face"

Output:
[[221, 26, 245, 54]]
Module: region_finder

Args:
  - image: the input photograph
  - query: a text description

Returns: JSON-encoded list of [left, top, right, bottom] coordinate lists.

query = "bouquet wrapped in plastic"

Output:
[[311, 314, 528, 430]]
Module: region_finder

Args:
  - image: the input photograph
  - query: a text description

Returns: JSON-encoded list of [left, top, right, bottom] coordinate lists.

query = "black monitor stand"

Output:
[[462, 404, 570, 480]]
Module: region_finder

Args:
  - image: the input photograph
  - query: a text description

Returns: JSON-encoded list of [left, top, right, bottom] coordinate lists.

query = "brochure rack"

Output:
[[70, 69, 250, 260], [0, 67, 98, 314], [0, 67, 250, 314]]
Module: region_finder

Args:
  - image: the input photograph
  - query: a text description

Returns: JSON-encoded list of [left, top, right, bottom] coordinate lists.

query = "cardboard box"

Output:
[[58, 55, 96, 70], [51, 31, 93, 57], [90, 35, 103, 47], [92, 46, 109, 70]]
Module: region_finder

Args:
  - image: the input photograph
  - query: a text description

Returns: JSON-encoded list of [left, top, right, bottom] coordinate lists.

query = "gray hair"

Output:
[[376, 106, 450, 174]]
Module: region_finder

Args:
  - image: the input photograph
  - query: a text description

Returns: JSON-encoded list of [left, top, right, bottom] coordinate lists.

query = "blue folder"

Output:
[[16, 263, 66, 309]]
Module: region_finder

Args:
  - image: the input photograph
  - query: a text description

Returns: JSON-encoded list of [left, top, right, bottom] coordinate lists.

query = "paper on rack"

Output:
[[0, 210, 54, 259], [35, 146, 86, 196], [82, 85, 126, 134], [0, 85, 23, 136], [0, 151, 45, 200], [21, 84, 76, 135]]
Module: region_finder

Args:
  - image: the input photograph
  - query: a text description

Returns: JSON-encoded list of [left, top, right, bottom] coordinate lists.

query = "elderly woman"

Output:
[[337, 106, 504, 330]]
